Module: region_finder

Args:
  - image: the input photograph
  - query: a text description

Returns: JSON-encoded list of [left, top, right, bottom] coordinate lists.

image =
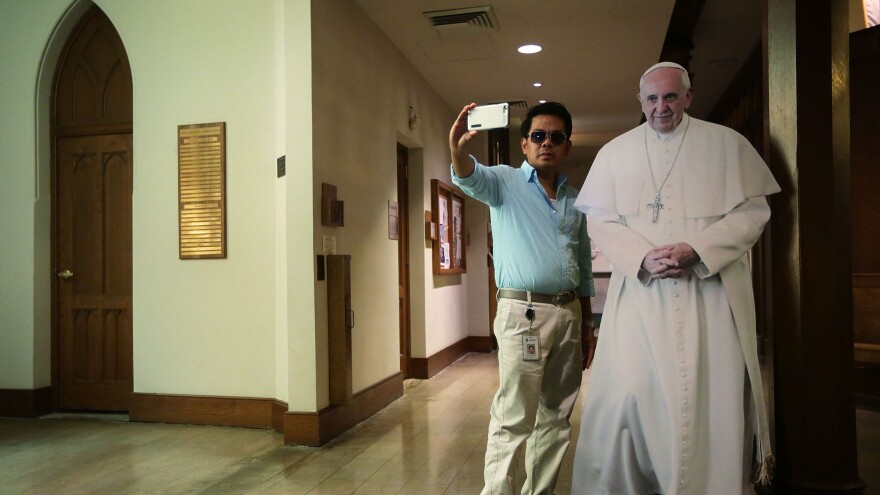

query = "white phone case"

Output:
[[467, 103, 509, 131]]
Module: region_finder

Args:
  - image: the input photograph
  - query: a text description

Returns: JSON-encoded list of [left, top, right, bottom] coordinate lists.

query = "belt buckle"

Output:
[[552, 292, 565, 305]]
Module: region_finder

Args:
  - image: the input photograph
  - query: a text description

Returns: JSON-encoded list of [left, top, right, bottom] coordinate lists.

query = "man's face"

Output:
[[520, 114, 571, 172], [638, 68, 694, 133]]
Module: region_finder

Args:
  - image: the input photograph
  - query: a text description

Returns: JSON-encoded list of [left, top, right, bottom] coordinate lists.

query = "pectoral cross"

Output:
[[647, 194, 664, 223]]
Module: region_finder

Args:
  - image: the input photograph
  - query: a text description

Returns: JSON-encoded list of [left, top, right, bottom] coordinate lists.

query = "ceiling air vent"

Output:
[[423, 6, 499, 33], [507, 100, 529, 110]]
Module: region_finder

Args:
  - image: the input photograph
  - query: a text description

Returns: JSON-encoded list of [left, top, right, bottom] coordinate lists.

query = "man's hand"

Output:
[[450, 103, 477, 178], [641, 242, 699, 279], [582, 320, 596, 370]]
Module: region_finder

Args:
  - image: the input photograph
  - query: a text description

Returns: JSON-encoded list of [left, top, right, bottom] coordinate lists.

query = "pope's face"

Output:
[[638, 68, 693, 133]]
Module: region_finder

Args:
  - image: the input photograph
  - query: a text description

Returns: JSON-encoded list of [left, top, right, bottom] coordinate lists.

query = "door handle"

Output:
[[57, 269, 74, 279]]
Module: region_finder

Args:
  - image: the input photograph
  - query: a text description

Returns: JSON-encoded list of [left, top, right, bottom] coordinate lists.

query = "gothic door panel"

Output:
[[56, 134, 133, 411], [53, 6, 133, 411]]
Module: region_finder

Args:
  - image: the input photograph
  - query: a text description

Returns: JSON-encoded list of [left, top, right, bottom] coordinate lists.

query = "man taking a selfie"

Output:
[[449, 101, 595, 495]]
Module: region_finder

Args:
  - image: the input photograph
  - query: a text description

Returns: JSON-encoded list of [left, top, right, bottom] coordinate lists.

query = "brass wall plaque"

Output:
[[178, 122, 226, 259]]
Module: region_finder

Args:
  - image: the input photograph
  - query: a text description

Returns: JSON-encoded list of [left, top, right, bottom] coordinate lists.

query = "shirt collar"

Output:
[[519, 160, 569, 190]]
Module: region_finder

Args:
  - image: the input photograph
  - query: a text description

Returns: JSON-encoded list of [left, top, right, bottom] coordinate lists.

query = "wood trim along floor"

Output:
[[0, 387, 53, 418], [129, 373, 404, 448], [129, 393, 280, 430], [284, 372, 403, 446], [410, 336, 493, 379], [110, 339, 492, 447]]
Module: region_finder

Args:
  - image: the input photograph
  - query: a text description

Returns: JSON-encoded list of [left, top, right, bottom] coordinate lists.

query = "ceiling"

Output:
[[353, 0, 761, 186]]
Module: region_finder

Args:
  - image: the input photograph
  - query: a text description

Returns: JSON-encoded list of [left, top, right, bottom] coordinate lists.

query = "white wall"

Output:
[[311, 0, 484, 396], [0, 0, 490, 414], [283, 0, 317, 411], [100, 0, 280, 398], [0, 0, 83, 390], [273, 0, 290, 408]]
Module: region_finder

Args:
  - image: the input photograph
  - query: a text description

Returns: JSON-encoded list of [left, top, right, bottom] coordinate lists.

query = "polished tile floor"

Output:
[[1, 353, 877, 494]]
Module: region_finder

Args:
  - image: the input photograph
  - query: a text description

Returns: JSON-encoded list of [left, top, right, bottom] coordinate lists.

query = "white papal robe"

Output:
[[571, 115, 780, 495]]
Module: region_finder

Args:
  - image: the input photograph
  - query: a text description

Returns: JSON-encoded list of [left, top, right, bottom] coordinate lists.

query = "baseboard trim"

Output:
[[466, 335, 494, 353], [130, 392, 286, 431], [284, 372, 403, 446], [0, 387, 53, 418], [411, 336, 493, 379], [128, 371, 404, 446]]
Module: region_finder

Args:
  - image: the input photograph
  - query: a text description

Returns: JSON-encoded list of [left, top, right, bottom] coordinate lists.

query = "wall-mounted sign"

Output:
[[178, 122, 226, 259]]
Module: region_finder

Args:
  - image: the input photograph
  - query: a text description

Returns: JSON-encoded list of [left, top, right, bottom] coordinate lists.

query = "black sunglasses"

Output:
[[529, 130, 567, 146]]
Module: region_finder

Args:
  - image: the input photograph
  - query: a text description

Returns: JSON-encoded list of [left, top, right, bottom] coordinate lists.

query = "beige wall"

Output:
[[310, 0, 489, 396], [282, 0, 317, 410], [101, 0, 282, 399], [0, 0, 490, 413], [0, 0, 77, 390]]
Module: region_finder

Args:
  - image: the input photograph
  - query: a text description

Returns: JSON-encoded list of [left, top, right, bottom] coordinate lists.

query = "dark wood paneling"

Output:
[[327, 255, 353, 405], [658, 0, 708, 68], [0, 388, 53, 418], [851, 25, 880, 411], [284, 372, 403, 446], [851, 26, 880, 275], [767, 1, 863, 492]]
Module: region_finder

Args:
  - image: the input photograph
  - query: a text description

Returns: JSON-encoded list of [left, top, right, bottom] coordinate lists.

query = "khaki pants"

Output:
[[482, 295, 583, 495]]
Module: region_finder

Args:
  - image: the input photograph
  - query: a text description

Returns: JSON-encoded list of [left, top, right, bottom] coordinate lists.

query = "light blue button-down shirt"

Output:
[[452, 157, 594, 297]]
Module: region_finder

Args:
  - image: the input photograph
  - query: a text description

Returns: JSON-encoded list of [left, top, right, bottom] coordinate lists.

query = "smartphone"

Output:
[[467, 103, 509, 131]]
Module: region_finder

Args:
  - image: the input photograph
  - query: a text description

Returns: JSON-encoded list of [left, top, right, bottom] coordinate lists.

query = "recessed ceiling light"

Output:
[[533, 82, 542, 87], [518, 44, 542, 54], [538, 99, 547, 104]]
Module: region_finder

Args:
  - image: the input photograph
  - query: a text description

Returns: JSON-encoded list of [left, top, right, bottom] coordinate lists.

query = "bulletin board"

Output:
[[431, 179, 467, 275]]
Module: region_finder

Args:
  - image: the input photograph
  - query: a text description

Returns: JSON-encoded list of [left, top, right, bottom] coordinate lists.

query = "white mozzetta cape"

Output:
[[573, 115, 780, 493]]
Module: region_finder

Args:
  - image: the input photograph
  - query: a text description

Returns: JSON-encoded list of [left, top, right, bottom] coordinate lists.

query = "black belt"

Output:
[[497, 289, 577, 305]]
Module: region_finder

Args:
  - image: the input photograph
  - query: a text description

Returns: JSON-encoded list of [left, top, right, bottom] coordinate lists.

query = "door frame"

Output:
[[397, 143, 412, 378]]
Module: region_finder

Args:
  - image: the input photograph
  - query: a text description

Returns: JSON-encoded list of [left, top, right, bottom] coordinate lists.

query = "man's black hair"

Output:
[[520, 101, 573, 141]]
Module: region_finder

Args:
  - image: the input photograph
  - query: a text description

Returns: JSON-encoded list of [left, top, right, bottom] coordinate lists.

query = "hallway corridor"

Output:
[[1, 353, 877, 494]]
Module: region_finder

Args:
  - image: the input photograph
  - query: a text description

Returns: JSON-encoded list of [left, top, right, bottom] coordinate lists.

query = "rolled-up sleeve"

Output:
[[451, 156, 502, 207]]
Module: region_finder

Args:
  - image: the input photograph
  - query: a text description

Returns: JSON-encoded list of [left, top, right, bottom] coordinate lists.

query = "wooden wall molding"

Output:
[[410, 336, 492, 379], [284, 372, 403, 446], [0, 387, 53, 418], [130, 393, 286, 431], [129, 373, 404, 447]]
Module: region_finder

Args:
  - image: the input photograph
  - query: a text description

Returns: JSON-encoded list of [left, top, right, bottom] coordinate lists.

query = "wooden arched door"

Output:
[[53, 6, 133, 411]]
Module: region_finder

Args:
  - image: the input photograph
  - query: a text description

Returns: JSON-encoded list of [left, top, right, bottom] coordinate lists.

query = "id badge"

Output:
[[522, 335, 540, 361]]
